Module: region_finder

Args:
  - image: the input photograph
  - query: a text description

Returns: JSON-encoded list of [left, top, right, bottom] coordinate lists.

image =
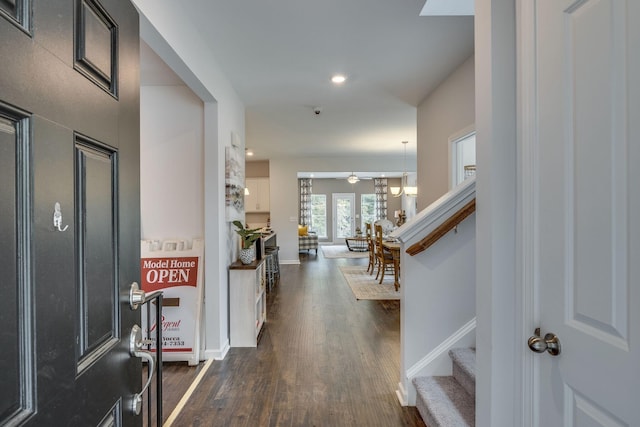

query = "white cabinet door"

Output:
[[257, 178, 270, 212], [245, 178, 259, 212], [245, 178, 270, 212]]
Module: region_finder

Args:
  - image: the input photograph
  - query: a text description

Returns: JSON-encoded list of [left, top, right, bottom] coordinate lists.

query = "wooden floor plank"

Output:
[[153, 251, 426, 427]]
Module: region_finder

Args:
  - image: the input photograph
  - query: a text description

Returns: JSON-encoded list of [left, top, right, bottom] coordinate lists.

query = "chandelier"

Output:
[[390, 141, 417, 197]]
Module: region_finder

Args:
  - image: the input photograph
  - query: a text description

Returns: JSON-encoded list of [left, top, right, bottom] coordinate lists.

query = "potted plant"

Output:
[[232, 221, 262, 264]]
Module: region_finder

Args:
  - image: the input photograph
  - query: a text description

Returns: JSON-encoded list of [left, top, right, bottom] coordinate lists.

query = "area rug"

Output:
[[339, 266, 399, 300], [321, 245, 368, 259]]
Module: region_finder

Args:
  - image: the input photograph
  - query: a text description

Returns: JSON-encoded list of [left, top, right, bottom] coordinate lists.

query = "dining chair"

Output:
[[365, 222, 376, 274], [374, 224, 395, 284]]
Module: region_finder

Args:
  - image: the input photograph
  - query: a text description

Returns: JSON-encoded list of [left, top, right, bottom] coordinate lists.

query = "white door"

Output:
[[332, 193, 355, 242], [526, 0, 639, 424]]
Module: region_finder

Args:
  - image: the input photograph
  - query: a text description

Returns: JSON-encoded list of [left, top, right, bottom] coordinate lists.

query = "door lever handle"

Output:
[[129, 324, 155, 415], [528, 327, 561, 356]]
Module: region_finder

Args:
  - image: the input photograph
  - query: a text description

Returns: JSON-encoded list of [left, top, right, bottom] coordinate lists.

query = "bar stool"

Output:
[[264, 253, 275, 291], [264, 246, 280, 289]]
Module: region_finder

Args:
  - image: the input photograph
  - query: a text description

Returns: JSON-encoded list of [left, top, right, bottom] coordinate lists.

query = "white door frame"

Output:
[[332, 193, 355, 243], [517, 1, 540, 425], [475, 0, 522, 426]]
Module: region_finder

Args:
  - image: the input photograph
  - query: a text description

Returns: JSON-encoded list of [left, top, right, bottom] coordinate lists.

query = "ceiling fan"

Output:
[[334, 172, 373, 183]]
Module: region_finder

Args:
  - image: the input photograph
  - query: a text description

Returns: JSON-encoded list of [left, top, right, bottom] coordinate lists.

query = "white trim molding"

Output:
[[202, 339, 230, 360], [406, 317, 477, 380], [516, 0, 538, 425], [448, 123, 476, 190], [396, 381, 409, 406]]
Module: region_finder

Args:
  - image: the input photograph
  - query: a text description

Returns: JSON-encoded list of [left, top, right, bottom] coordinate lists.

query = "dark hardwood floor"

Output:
[[152, 249, 426, 427]]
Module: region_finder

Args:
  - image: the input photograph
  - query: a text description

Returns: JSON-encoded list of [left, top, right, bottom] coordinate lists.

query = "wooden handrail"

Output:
[[406, 198, 476, 256]]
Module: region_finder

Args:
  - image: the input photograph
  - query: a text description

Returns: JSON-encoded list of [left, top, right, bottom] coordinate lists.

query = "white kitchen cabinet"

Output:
[[229, 259, 266, 347], [245, 177, 270, 212]]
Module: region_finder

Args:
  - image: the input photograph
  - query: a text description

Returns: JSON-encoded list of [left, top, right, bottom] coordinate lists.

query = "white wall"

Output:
[[402, 214, 475, 404], [133, 0, 245, 360], [140, 85, 203, 240], [394, 178, 476, 406], [417, 55, 475, 209]]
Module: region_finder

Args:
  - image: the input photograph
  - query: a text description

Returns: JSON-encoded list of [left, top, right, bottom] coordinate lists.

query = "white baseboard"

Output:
[[406, 317, 476, 380], [396, 381, 409, 406], [280, 259, 301, 265], [202, 340, 229, 360]]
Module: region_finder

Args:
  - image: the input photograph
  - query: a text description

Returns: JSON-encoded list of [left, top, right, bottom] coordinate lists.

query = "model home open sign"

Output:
[[141, 257, 199, 290]]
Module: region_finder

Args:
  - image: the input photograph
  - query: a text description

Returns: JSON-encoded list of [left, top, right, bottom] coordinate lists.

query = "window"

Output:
[[360, 194, 376, 230], [311, 194, 327, 238], [450, 125, 476, 188]]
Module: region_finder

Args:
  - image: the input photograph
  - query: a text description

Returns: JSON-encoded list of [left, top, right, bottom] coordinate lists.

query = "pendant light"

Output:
[[390, 141, 417, 197]]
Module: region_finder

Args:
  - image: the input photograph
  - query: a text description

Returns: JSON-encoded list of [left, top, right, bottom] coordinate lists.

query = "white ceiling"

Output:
[[141, 1, 474, 164]]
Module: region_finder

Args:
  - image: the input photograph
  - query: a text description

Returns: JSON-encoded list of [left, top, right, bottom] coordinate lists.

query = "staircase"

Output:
[[412, 348, 475, 427]]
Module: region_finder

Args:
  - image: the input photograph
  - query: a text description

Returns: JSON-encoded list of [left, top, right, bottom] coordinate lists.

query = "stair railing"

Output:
[[406, 198, 476, 256]]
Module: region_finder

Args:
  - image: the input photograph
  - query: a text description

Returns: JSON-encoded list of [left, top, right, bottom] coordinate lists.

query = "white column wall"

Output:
[[133, 0, 245, 360], [475, 0, 519, 425]]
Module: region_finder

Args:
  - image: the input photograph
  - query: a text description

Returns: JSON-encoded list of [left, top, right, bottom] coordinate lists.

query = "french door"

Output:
[[332, 193, 355, 243]]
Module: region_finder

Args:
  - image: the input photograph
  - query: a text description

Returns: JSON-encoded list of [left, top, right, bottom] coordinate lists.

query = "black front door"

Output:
[[0, 0, 141, 425]]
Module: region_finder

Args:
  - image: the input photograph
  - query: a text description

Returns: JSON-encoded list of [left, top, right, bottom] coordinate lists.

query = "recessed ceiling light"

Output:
[[245, 149, 254, 156], [331, 74, 346, 84]]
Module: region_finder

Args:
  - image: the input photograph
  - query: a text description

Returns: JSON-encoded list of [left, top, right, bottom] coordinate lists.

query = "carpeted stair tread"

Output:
[[449, 347, 476, 398], [413, 376, 475, 427]]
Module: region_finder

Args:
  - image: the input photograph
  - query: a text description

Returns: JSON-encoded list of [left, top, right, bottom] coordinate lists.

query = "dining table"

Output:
[[382, 240, 401, 291]]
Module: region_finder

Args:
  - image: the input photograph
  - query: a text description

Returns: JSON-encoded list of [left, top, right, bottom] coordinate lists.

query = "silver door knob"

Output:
[[528, 328, 561, 356]]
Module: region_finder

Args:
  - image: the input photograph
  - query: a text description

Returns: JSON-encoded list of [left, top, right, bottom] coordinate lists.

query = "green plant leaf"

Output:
[[232, 221, 263, 248]]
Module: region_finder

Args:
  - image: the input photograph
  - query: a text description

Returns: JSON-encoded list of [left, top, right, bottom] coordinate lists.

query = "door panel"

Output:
[[0, 105, 33, 425], [0, 0, 28, 30], [0, 0, 141, 425], [76, 136, 118, 369], [74, 0, 118, 96], [0, 117, 19, 421], [531, 0, 639, 424]]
